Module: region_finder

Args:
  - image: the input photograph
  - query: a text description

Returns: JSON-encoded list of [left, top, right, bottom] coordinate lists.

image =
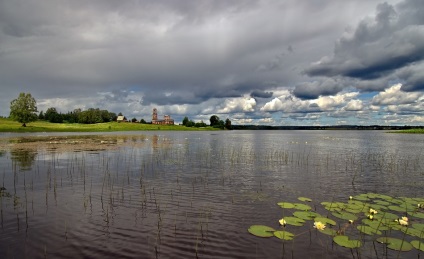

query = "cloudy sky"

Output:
[[1, 0, 423, 125]]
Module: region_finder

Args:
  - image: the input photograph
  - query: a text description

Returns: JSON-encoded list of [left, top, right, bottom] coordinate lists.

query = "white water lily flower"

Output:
[[399, 219, 408, 226], [313, 221, 326, 230], [369, 208, 378, 215], [401, 216, 408, 222]]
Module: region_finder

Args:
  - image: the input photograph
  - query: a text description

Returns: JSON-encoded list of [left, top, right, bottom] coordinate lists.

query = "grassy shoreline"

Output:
[[390, 128, 424, 134], [0, 118, 219, 132]]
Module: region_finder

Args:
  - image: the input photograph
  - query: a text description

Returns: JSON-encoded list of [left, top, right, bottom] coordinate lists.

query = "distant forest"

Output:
[[39, 107, 118, 124]]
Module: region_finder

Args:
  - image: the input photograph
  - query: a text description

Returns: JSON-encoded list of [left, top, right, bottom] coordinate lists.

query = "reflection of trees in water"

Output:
[[10, 148, 37, 171]]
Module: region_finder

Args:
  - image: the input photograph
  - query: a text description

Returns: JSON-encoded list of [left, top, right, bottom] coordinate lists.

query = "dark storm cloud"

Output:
[[396, 63, 424, 91], [2, 0, 421, 125], [250, 90, 273, 98], [292, 79, 344, 99], [305, 0, 424, 86]]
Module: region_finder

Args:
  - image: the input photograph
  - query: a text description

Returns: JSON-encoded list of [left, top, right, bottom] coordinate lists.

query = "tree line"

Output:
[[8, 92, 232, 129], [39, 107, 117, 124], [182, 115, 232, 129]]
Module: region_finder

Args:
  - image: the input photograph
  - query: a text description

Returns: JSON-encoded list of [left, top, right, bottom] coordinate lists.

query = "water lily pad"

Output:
[[293, 203, 312, 211], [401, 227, 424, 238], [348, 200, 365, 207], [274, 231, 294, 240], [411, 240, 424, 252], [412, 223, 424, 231], [357, 225, 382, 235], [332, 211, 358, 221], [398, 202, 417, 211], [408, 211, 424, 219], [319, 228, 338, 236], [373, 200, 391, 206], [388, 205, 406, 212], [333, 235, 362, 248], [298, 197, 312, 202], [375, 212, 398, 220], [373, 194, 393, 201], [277, 202, 295, 209], [376, 237, 413, 252], [248, 225, 275, 237], [282, 216, 305, 226], [314, 217, 336, 226], [293, 211, 320, 220], [353, 195, 370, 201], [361, 219, 389, 231]]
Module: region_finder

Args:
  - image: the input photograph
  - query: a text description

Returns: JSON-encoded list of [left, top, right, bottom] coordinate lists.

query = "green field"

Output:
[[0, 118, 219, 132]]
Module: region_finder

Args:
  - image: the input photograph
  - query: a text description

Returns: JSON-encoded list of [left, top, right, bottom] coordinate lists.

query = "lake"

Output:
[[0, 130, 423, 258]]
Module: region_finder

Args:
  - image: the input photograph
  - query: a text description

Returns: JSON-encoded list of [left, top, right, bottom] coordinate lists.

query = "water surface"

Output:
[[0, 131, 422, 258]]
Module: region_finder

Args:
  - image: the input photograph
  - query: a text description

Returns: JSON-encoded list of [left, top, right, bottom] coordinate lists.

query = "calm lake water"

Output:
[[0, 130, 423, 258]]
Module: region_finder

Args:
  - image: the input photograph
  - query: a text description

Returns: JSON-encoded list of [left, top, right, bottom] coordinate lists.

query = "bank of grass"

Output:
[[390, 128, 424, 134], [0, 118, 219, 132]]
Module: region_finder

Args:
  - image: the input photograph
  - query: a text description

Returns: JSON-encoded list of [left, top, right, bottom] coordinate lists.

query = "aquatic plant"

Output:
[[248, 193, 424, 255]]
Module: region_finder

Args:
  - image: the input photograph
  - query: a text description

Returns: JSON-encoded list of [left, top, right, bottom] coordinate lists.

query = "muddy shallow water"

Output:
[[0, 131, 423, 258]]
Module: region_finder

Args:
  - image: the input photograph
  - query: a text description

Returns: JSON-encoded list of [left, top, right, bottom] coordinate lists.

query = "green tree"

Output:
[[9, 92, 38, 127], [210, 115, 220, 126], [225, 118, 232, 130], [182, 116, 189, 126], [45, 107, 63, 123]]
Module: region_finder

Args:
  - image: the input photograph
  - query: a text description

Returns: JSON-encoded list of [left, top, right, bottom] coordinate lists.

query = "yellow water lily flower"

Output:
[[402, 216, 408, 222], [399, 219, 408, 226], [367, 214, 374, 220], [279, 218, 287, 226], [369, 208, 378, 215], [313, 221, 326, 230], [349, 196, 353, 200], [348, 220, 354, 224]]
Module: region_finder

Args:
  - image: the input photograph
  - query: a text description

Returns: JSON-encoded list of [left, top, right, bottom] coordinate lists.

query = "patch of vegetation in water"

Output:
[[249, 193, 424, 254]]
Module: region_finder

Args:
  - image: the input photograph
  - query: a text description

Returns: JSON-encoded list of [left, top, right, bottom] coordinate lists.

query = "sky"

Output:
[[0, 0, 423, 126]]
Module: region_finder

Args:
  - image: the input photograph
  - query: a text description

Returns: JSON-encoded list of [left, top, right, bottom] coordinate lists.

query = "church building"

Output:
[[152, 108, 174, 125]]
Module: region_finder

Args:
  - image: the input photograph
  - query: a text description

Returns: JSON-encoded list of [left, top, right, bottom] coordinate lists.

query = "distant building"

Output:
[[152, 108, 174, 125], [117, 115, 127, 122]]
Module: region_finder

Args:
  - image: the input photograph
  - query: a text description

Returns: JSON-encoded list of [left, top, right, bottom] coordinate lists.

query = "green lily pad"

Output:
[[373, 200, 391, 206], [412, 223, 424, 231], [277, 202, 295, 209], [375, 212, 399, 220], [274, 230, 294, 240], [376, 237, 413, 252], [411, 240, 424, 252], [293, 211, 320, 220], [332, 211, 358, 221], [401, 227, 424, 238], [361, 219, 389, 231], [408, 211, 424, 219], [352, 195, 370, 201], [319, 228, 338, 236], [293, 203, 312, 211], [314, 217, 336, 226], [357, 225, 382, 235], [298, 197, 312, 202], [333, 235, 362, 248], [282, 216, 305, 226], [388, 205, 406, 212], [373, 194, 393, 201], [248, 225, 275, 237], [348, 200, 365, 207]]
